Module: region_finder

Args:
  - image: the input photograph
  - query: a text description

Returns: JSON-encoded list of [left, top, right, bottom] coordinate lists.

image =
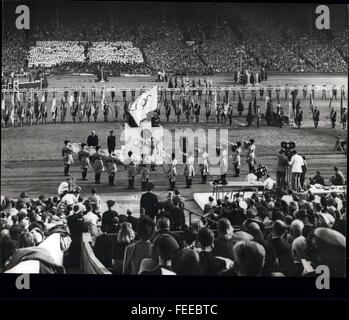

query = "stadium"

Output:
[[1, 2, 347, 277]]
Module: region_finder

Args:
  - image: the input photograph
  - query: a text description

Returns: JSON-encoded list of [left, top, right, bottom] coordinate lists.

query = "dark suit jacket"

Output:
[[87, 135, 99, 147], [140, 192, 159, 220], [101, 209, 118, 232], [267, 237, 294, 273]]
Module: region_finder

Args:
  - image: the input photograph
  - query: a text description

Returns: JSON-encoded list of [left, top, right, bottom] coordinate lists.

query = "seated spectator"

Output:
[[112, 222, 135, 274], [266, 220, 294, 274], [172, 248, 203, 276], [287, 219, 304, 244], [0, 229, 16, 270], [151, 217, 182, 246], [231, 240, 266, 276], [305, 228, 346, 277], [123, 216, 155, 274], [197, 227, 226, 275], [212, 218, 235, 261], [140, 234, 179, 275]]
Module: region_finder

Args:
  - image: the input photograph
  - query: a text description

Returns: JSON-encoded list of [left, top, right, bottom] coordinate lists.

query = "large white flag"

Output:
[[129, 85, 158, 126]]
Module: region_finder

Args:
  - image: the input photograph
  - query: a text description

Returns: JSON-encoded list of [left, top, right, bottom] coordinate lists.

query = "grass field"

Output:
[[1, 73, 347, 211]]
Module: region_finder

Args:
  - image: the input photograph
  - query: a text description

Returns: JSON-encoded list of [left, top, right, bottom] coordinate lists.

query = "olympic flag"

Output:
[[129, 85, 158, 126]]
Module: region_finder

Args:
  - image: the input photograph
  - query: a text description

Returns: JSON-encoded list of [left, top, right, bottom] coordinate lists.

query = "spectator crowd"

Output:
[[2, 9, 347, 77], [0, 177, 346, 276]]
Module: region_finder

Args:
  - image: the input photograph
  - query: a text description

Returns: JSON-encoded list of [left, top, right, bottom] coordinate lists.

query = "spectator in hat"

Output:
[[107, 216, 120, 234], [101, 200, 118, 233], [305, 228, 346, 277], [88, 189, 102, 217], [123, 216, 155, 275], [126, 209, 139, 232], [286, 236, 307, 277], [140, 234, 179, 275], [140, 183, 159, 221], [172, 190, 184, 208], [197, 227, 226, 275]]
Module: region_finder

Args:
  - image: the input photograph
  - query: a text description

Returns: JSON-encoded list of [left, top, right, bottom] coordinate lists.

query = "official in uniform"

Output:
[[62, 139, 74, 176], [78, 142, 90, 180], [124, 151, 136, 189], [107, 130, 116, 154], [87, 131, 99, 148], [219, 145, 228, 185]]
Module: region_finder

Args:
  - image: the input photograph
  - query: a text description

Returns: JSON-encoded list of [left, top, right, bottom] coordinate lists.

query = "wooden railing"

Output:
[[80, 233, 112, 274]]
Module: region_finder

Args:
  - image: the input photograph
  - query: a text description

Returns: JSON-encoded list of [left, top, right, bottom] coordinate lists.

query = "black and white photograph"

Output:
[[1, 1, 347, 284]]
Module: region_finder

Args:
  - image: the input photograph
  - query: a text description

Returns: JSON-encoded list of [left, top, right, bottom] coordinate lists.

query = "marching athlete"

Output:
[[205, 100, 211, 124], [78, 143, 90, 180], [183, 151, 195, 188], [312, 105, 320, 128], [39, 93, 47, 125], [165, 99, 171, 123], [124, 151, 136, 189], [167, 153, 177, 191], [199, 148, 209, 184], [330, 107, 337, 128], [106, 152, 118, 186], [246, 139, 256, 173], [341, 107, 347, 129], [62, 139, 74, 176], [295, 101, 303, 129], [90, 145, 105, 184], [51, 92, 58, 124], [219, 144, 228, 185], [93, 101, 99, 122]]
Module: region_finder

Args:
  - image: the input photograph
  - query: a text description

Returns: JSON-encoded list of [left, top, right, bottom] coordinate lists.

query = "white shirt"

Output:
[[281, 195, 293, 205], [264, 177, 276, 190], [58, 181, 69, 195], [289, 154, 304, 173], [246, 173, 258, 183], [61, 193, 78, 206]]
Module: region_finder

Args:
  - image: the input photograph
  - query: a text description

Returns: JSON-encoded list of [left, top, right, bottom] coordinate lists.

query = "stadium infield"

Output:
[[1, 73, 347, 213]]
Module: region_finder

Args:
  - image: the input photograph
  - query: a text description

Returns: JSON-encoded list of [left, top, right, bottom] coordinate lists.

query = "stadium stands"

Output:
[[2, 4, 347, 76], [0, 179, 346, 276]]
